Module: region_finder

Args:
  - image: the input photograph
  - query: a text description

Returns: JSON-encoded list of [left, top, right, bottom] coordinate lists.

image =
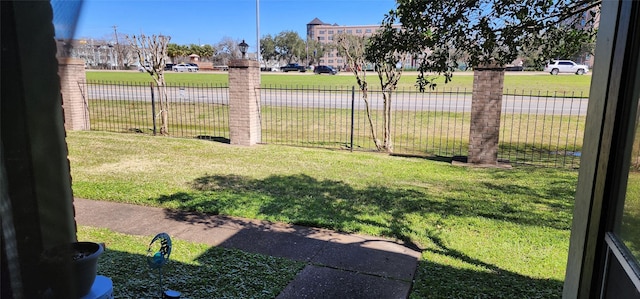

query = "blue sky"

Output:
[[73, 0, 397, 52]]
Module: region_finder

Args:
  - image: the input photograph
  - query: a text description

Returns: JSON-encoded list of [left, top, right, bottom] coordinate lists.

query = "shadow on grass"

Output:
[[94, 237, 561, 298], [151, 173, 573, 297], [156, 173, 573, 238], [95, 245, 302, 298], [390, 153, 469, 164], [408, 231, 564, 298], [412, 259, 563, 298], [154, 207, 562, 298], [621, 172, 640, 258], [498, 142, 583, 168], [196, 135, 230, 144]]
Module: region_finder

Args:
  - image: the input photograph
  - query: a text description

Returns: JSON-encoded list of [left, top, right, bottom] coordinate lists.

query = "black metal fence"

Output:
[[83, 81, 589, 168], [84, 81, 230, 140], [260, 85, 588, 168]]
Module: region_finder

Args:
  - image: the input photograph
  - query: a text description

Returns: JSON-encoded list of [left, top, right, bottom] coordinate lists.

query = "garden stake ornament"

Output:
[[147, 233, 181, 298]]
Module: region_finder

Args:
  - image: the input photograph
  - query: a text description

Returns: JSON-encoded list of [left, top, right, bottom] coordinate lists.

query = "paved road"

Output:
[[83, 84, 589, 115]]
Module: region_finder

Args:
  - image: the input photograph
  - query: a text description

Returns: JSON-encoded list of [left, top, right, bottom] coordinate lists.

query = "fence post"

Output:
[[469, 63, 505, 165], [57, 57, 89, 131], [150, 83, 156, 136], [228, 59, 261, 146], [351, 86, 355, 152]]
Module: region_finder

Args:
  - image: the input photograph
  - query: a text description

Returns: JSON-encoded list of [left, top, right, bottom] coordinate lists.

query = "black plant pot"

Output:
[[41, 241, 104, 298]]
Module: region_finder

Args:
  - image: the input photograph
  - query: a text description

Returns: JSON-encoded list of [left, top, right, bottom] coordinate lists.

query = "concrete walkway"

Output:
[[74, 198, 421, 298]]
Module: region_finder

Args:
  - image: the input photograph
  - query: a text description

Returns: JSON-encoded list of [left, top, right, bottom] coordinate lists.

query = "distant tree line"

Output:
[[260, 31, 326, 66], [70, 34, 251, 69], [166, 36, 245, 66]]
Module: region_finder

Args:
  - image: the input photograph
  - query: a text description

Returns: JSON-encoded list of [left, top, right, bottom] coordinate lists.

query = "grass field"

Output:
[[622, 173, 640, 259], [78, 226, 304, 298], [76, 69, 598, 297], [68, 131, 580, 298], [86, 70, 593, 95], [87, 96, 585, 167], [84, 70, 589, 168], [622, 128, 640, 259]]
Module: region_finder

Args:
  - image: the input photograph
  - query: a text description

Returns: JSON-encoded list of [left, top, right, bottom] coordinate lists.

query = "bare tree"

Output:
[[215, 36, 242, 65], [334, 33, 379, 149], [127, 34, 171, 135], [335, 30, 407, 153], [365, 22, 409, 152], [116, 37, 139, 68], [113, 31, 130, 69]]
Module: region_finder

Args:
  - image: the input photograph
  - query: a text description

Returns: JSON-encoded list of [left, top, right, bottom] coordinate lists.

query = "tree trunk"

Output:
[[352, 69, 382, 151], [160, 84, 169, 135], [361, 89, 382, 151], [160, 109, 169, 135], [382, 91, 393, 153], [154, 78, 170, 136]]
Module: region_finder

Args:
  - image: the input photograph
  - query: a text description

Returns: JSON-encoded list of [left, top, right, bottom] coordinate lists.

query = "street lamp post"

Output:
[[256, 0, 261, 64], [239, 40, 249, 59]]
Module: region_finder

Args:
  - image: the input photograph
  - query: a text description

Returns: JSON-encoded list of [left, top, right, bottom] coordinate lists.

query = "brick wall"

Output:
[[228, 59, 261, 146], [57, 57, 89, 131], [469, 65, 505, 165], [198, 61, 214, 71]]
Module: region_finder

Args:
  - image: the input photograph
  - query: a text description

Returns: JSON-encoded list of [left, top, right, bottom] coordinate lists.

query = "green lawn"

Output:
[[622, 172, 640, 259], [77, 226, 304, 298], [68, 131, 579, 298], [86, 70, 593, 95], [86, 96, 585, 167]]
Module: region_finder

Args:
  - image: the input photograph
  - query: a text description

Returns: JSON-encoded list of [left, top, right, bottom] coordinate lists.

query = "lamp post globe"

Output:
[[239, 39, 249, 59]]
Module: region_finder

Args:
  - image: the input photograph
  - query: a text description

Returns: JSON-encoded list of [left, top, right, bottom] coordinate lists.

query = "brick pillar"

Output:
[[469, 64, 505, 165], [228, 59, 261, 145], [58, 57, 89, 131]]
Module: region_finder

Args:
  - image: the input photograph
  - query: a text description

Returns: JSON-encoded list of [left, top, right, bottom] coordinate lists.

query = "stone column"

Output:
[[228, 59, 261, 145], [469, 64, 505, 165], [58, 57, 90, 130]]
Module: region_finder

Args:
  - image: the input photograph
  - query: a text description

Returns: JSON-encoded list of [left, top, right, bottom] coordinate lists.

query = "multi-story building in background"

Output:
[[57, 38, 124, 69], [310, 8, 600, 71], [569, 6, 600, 68], [306, 18, 403, 70]]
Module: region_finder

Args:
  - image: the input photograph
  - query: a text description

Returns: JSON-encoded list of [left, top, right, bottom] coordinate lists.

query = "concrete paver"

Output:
[[277, 265, 412, 299]]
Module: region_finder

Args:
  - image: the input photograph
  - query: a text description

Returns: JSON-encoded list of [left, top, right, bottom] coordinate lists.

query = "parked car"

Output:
[[314, 65, 338, 75], [137, 63, 153, 72], [505, 65, 524, 71], [544, 60, 589, 75], [172, 63, 199, 72], [280, 63, 306, 72], [187, 63, 199, 71], [164, 63, 175, 71]]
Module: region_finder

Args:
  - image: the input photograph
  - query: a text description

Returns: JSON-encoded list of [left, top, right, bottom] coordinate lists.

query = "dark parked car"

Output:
[[280, 63, 306, 72], [314, 65, 338, 75], [505, 65, 524, 71], [164, 63, 175, 71]]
